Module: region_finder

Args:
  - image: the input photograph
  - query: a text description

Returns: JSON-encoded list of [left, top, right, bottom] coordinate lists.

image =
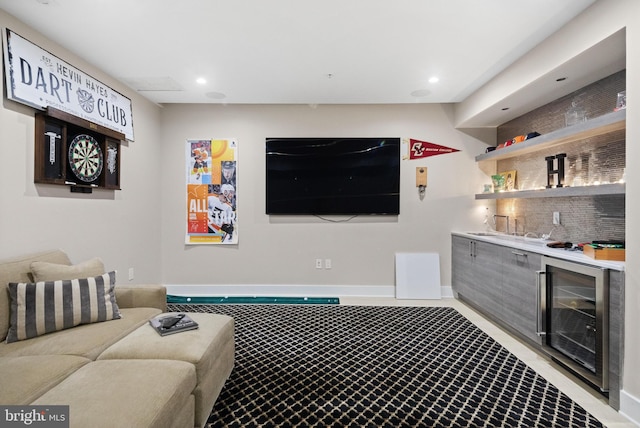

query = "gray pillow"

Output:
[[6, 271, 121, 343], [30, 257, 105, 282]]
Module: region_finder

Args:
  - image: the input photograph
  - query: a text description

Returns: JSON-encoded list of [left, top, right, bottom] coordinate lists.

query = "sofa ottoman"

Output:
[[98, 312, 235, 428], [32, 359, 197, 428]]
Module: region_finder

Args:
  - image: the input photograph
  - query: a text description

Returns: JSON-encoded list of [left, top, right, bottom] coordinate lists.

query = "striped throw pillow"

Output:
[[6, 271, 121, 343]]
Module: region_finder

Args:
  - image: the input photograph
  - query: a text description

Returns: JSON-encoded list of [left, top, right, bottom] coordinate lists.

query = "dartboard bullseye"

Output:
[[68, 134, 103, 182]]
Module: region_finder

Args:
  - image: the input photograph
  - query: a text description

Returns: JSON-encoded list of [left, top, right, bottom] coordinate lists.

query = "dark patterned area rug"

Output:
[[167, 304, 604, 428]]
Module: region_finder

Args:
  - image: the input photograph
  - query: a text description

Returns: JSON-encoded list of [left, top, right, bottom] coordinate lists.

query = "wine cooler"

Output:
[[538, 256, 609, 392]]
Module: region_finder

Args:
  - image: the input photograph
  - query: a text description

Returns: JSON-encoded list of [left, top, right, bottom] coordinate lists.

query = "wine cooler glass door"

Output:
[[548, 268, 597, 372], [541, 256, 608, 392]]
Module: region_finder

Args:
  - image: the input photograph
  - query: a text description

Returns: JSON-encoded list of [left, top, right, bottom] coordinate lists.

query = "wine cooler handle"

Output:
[[536, 270, 546, 336]]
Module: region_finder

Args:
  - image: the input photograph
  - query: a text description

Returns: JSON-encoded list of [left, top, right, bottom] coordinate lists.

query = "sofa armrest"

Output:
[[114, 284, 167, 312]]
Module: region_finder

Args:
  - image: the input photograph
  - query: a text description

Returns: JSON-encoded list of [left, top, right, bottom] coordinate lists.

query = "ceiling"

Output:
[[0, 0, 609, 112]]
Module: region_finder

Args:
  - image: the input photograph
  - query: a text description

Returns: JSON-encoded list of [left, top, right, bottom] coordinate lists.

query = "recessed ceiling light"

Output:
[[196, 77, 207, 85], [36, 0, 50, 4], [501, 107, 510, 111], [556, 77, 568, 82], [428, 77, 439, 84]]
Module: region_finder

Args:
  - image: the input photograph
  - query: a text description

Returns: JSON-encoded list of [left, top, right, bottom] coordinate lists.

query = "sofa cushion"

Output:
[[0, 307, 162, 359], [6, 271, 120, 343], [114, 284, 168, 312], [0, 355, 90, 405], [32, 359, 197, 428], [0, 250, 71, 341], [30, 257, 105, 282]]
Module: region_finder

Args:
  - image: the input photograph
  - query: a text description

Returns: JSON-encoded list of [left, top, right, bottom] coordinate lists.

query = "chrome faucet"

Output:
[[493, 214, 510, 235]]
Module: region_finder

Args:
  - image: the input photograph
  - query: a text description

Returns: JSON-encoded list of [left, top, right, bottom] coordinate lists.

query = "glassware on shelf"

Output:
[[565, 100, 587, 127], [615, 91, 626, 111]]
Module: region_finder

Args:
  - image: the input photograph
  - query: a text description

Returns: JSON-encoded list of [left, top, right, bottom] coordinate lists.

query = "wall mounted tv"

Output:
[[265, 137, 400, 215]]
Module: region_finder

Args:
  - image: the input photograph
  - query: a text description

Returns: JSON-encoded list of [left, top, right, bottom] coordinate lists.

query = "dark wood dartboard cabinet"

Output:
[[34, 107, 123, 192]]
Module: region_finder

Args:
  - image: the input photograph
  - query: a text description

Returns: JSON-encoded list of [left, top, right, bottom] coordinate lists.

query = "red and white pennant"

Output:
[[406, 138, 460, 160]]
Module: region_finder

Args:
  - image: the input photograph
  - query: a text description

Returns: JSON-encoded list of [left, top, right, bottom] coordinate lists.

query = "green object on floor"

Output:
[[166, 295, 340, 305]]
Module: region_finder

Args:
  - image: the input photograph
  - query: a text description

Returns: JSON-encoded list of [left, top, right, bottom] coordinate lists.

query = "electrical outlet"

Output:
[[128, 267, 134, 281], [553, 211, 560, 225], [325, 259, 332, 269], [315, 259, 323, 269]]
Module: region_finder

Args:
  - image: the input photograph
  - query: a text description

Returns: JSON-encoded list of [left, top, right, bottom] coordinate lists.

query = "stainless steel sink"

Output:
[[466, 232, 498, 236], [466, 231, 549, 245]]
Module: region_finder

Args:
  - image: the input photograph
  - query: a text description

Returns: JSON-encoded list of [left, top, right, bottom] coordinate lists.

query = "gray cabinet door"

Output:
[[471, 240, 503, 318], [452, 235, 542, 344], [608, 269, 624, 410], [500, 247, 542, 344], [451, 236, 475, 299], [452, 236, 502, 319]]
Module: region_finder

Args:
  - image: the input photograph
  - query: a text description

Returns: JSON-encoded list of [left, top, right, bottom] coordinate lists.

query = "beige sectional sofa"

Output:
[[0, 250, 234, 428]]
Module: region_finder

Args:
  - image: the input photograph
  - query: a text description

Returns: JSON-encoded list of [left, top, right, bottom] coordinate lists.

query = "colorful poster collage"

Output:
[[186, 139, 237, 244]]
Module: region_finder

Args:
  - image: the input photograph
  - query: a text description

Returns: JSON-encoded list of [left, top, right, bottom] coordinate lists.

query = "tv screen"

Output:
[[266, 137, 400, 215]]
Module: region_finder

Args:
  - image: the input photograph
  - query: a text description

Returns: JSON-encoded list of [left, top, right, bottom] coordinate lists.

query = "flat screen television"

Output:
[[265, 137, 400, 215]]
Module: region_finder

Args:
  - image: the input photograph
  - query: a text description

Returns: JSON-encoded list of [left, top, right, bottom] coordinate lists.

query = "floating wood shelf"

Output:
[[475, 183, 625, 200], [475, 109, 626, 163]]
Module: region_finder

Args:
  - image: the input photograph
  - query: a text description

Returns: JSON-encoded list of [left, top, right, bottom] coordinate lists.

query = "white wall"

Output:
[[3, 0, 639, 420], [159, 104, 491, 294], [620, 1, 640, 422], [0, 10, 163, 283], [455, 0, 640, 421]]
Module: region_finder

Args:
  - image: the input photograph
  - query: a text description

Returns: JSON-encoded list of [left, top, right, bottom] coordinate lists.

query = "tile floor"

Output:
[[339, 296, 637, 427]]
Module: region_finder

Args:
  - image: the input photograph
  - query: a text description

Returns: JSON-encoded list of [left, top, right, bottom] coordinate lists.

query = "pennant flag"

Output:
[[408, 138, 460, 160]]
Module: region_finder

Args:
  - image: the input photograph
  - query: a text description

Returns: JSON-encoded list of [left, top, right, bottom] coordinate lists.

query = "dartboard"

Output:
[[68, 134, 103, 182]]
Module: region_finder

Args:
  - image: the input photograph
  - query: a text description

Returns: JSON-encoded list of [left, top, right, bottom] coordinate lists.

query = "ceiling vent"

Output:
[[121, 77, 184, 92]]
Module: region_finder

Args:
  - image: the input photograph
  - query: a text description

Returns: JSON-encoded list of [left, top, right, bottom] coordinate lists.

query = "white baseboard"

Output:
[[620, 390, 640, 427], [165, 284, 454, 299], [440, 286, 454, 298], [166, 284, 395, 298]]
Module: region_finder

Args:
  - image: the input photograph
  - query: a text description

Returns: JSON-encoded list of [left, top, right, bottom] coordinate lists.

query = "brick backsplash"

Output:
[[497, 196, 625, 243], [494, 70, 625, 243]]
